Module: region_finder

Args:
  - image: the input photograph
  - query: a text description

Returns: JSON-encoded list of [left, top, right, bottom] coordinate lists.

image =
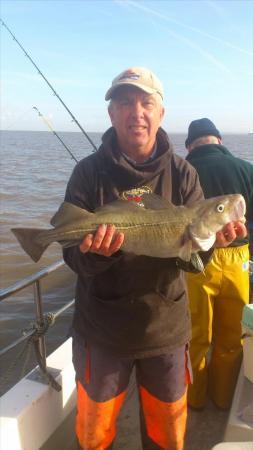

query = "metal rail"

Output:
[[0, 260, 65, 301], [0, 260, 74, 363]]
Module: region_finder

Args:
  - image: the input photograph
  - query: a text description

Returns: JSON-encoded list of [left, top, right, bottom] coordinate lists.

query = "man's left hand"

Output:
[[215, 221, 247, 247]]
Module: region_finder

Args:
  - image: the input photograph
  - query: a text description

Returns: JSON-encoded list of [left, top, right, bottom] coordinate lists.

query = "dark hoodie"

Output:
[[63, 127, 205, 358]]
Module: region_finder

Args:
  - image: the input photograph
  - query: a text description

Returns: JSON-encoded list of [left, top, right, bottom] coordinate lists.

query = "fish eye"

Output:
[[216, 203, 225, 213]]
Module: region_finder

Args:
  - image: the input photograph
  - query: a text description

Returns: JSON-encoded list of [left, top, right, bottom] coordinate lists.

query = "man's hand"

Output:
[[215, 221, 247, 247], [79, 224, 125, 257]]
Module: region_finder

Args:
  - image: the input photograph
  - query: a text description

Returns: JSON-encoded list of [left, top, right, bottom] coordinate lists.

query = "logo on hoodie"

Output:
[[121, 186, 152, 206]]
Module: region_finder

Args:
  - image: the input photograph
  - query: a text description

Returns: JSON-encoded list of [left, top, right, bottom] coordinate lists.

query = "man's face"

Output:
[[108, 86, 164, 156]]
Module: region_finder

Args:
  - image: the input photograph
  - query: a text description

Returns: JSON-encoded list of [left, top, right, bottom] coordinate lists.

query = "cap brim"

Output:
[[105, 81, 159, 101]]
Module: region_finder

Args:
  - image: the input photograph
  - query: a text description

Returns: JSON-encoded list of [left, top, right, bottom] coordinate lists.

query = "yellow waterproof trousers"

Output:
[[187, 244, 250, 410]]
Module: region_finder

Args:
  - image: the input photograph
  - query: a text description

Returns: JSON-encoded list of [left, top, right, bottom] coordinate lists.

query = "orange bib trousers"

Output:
[[72, 333, 191, 450]]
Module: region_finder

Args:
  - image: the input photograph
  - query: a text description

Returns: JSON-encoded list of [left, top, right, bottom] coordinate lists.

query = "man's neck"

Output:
[[118, 141, 157, 164], [122, 144, 157, 164]]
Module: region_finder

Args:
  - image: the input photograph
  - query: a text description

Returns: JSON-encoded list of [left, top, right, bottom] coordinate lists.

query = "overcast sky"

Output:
[[1, 0, 253, 133]]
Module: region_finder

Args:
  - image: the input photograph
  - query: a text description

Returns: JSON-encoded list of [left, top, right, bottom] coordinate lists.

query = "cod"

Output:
[[11, 193, 246, 264]]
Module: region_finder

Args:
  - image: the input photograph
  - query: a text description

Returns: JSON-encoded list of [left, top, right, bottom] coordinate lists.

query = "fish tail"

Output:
[[11, 228, 50, 262]]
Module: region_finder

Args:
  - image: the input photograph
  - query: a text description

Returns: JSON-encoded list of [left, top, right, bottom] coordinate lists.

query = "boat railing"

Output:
[[0, 259, 74, 390]]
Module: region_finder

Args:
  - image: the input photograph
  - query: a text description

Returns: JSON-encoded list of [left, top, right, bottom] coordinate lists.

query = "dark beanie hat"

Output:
[[185, 118, 221, 147]]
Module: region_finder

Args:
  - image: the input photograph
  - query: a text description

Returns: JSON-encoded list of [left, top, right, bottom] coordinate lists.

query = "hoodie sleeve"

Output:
[[62, 159, 122, 276]]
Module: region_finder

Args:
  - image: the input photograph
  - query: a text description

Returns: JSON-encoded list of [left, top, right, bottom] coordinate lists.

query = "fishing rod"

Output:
[[33, 106, 78, 163], [1, 18, 98, 152]]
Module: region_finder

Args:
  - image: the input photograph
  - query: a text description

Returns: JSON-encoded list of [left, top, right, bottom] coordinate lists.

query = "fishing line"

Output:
[[33, 106, 79, 163], [3, 107, 34, 130], [1, 18, 98, 152]]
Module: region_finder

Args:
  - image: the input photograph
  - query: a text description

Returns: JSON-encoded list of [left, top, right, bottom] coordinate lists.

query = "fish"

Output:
[[11, 193, 246, 264]]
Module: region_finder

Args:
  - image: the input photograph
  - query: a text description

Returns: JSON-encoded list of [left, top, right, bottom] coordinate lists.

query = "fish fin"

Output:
[[178, 241, 192, 261], [11, 228, 50, 262], [141, 193, 178, 210], [95, 199, 143, 214], [95, 194, 177, 214], [190, 253, 205, 273], [50, 202, 92, 227]]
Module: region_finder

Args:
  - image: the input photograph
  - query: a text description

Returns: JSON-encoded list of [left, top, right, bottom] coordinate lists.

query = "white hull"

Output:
[[0, 338, 76, 450]]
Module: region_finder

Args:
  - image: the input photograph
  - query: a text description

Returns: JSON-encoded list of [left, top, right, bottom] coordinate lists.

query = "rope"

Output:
[[0, 313, 62, 393], [29, 313, 61, 391]]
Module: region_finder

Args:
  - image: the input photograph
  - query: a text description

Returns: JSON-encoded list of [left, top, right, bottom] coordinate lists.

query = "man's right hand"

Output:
[[79, 224, 125, 257]]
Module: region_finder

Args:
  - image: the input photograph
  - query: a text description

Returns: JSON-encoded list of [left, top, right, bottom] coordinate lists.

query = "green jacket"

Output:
[[186, 144, 253, 246]]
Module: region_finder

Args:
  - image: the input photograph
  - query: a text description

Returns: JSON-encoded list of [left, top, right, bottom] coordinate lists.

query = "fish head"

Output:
[[189, 194, 246, 250]]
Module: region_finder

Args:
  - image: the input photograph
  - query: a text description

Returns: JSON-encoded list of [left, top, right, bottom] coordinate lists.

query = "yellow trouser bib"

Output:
[[187, 244, 250, 409]]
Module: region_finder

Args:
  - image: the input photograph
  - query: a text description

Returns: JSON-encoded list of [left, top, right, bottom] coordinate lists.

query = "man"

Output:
[[185, 118, 253, 410], [63, 71, 246, 450]]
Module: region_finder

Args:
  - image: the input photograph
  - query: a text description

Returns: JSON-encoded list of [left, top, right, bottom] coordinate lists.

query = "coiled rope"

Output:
[[0, 312, 62, 394]]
